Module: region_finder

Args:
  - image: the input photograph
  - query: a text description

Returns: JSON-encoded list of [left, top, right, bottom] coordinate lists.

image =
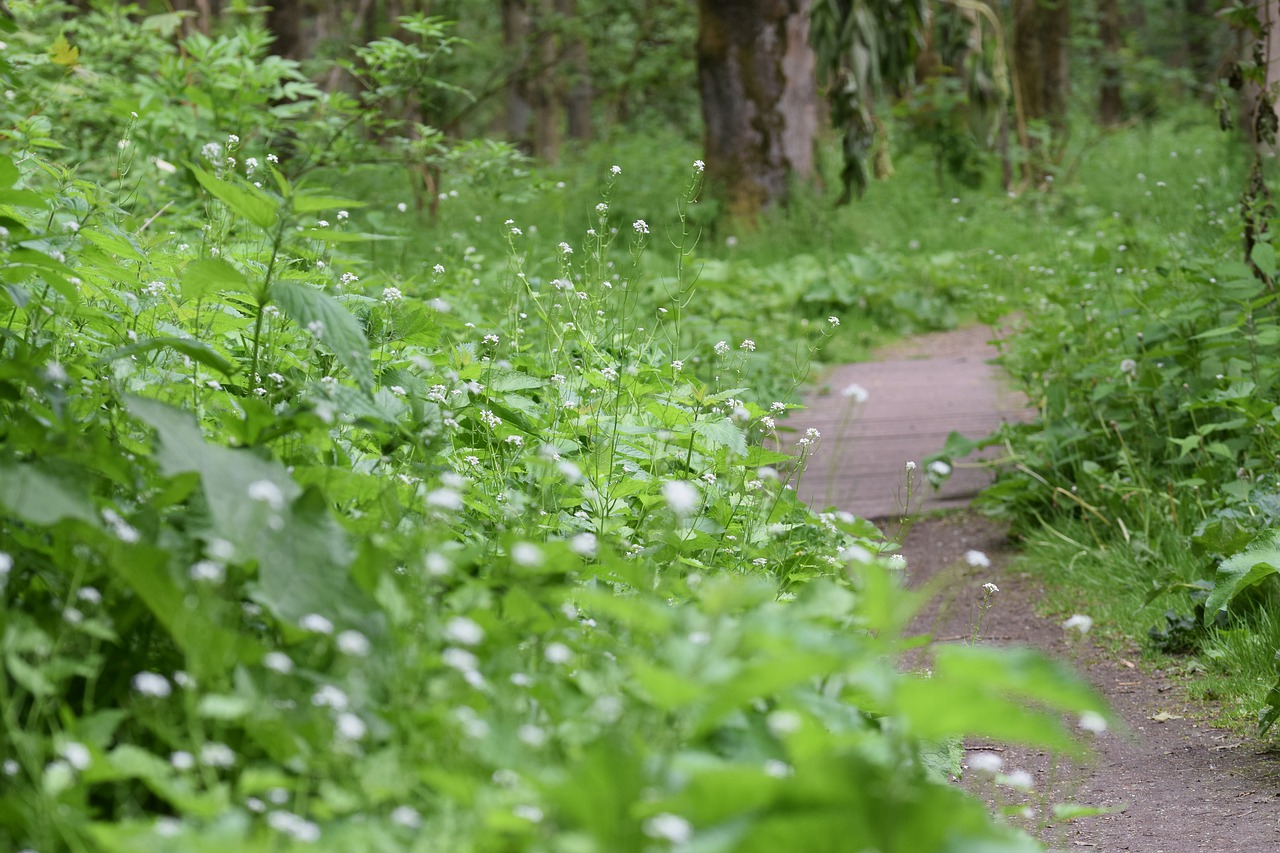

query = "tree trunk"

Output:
[[266, 0, 306, 60], [696, 0, 818, 221], [1183, 0, 1213, 86], [530, 0, 561, 161], [1012, 0, 1070, 168], [502, 0, 535, 148], [556, 0, 593, 142], [1097, 0, 1124, 126]]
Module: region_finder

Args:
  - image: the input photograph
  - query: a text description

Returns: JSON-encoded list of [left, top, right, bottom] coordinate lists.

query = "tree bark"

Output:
[[1097, 0, 1124, 126], [530, 0, 561, 160], [502, 0, 535, 147], [1012, 0, 1070, 164], [556, 0, 593, 142], [696, 0, 818, 221]]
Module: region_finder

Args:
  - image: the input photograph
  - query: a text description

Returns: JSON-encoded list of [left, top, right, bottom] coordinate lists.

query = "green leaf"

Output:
[[1205, 529, 1280, 623], [126, 397, 372, 630], [188, 164, 277, 230], [0, 463, 99, 527], [1252, 242, 1278, 278], [79, 226, 146, 262], [0, 189, 46, 207], [0, 154, 18, 188], [487, 369, 543, 393], [104, 336, 237, 377], [181, 258, 249, 301], [692, 417, 748, 456], [274, 281, 374, 391]]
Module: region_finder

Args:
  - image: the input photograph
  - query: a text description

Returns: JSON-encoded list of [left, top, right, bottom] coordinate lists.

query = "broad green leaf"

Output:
[[126, 396, 300, 541], [693, 417, 748, 455], [487, 369, 543, 393], [1252, 242, 1278, 278], [108, 542, 254, 681], [0, 188, 48, 208], [0, 154, 17, 187], [274, 280, 374, 391], [253, 486, 369, 627], [126, 397, 372, 629], [1205, 529, 1280, 622], [104, 336, 237, 377], [188, 164, 277, 230], [50, 34, 79, 66], [0, 463, 99, 527], [181, 258, 249, 301], [79, 226, 146, 262]]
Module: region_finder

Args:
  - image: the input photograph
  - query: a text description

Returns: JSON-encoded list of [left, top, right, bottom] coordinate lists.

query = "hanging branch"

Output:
[[809, 0, 927, 204]]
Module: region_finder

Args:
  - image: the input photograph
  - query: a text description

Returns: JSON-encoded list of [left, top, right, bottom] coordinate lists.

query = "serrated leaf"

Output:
[[1205, 529, 1280, 623], [274, 281, 374, 391], [103, 336, 237, 378], [181, 258, 249, 301], [488, 369, 543, 393], [50, 34, 79, 67], [189, 164, 277, 230], [692, 417, 748, 455], [79, 227, 146, 262]]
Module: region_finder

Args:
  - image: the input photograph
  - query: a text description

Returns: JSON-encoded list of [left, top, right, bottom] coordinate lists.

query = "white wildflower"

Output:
[[1063, 614, 1093, 634], [132, 672, 172, 698], [336, 630, 371, 657], [965, 550, 992, 568], [299, 613, 334, 635], [444, 617, 485, 646], [662, 480, 699, 516]]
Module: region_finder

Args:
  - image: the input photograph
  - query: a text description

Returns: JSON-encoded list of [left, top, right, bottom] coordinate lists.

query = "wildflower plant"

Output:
[[0, 10, 1107, 853]]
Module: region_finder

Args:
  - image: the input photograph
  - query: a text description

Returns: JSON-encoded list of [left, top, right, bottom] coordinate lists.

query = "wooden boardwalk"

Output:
[[787, 325, 1033, 520]]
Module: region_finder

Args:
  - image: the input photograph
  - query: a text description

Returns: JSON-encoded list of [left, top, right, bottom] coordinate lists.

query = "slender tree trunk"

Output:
[[501, 0, 537, 150], [1012, 0, 1070, 170], [696, 0, 818, 221], [556, 0, 593, 142], [530, 0, 561, 160], [1097, 0, 1124, 126], [1183, 0, 1213, 86], [266, 0, 306, 60]]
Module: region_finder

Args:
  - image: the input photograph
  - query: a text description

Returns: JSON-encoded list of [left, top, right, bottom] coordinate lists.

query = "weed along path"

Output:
[[792, 326, 1280, 851]]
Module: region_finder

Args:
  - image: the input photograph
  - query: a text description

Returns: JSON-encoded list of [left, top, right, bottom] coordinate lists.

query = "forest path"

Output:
[[789, 323, 1029, 519], [793, 326, 1280, 851]]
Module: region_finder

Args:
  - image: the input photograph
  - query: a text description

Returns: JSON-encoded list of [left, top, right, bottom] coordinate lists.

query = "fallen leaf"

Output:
[[1150, 711, 1183, 723], [1118, 658, 1136, 669]]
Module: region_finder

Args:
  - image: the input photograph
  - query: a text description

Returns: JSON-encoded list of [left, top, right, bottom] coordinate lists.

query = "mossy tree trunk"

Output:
[[696, 0, 818, 222], [1012, 0, 1070, 169], [1097, 0, 1124, 126]]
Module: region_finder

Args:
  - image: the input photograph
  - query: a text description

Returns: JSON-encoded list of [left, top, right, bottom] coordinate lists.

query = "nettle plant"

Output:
[[2, 14, 1106, 853]]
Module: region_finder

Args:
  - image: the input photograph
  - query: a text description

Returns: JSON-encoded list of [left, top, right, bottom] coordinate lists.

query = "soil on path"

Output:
[[904, 513, 1280, 852], [797, 326, 1280, 851]]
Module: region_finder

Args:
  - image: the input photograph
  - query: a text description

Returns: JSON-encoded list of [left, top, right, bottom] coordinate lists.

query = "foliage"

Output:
[[0, 9, 1109, 852], [810, 0, 927, 203], [978, 110, 1280, 733]]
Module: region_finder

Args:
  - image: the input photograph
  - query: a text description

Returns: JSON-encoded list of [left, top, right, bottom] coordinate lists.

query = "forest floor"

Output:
[[795, 327, 1280, 851]]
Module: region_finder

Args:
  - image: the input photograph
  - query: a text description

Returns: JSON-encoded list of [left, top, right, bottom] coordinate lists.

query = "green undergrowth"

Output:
[[0, 6, 1114, 852], [962, 106, 1280, 738], [1012, 522, 1280, 739]]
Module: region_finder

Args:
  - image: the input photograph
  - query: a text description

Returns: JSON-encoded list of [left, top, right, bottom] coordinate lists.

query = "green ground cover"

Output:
[[0, 8, 1107, 852]]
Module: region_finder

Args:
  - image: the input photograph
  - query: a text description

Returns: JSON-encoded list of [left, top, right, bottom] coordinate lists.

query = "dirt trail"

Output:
[[795, 327, 1280, 851]]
